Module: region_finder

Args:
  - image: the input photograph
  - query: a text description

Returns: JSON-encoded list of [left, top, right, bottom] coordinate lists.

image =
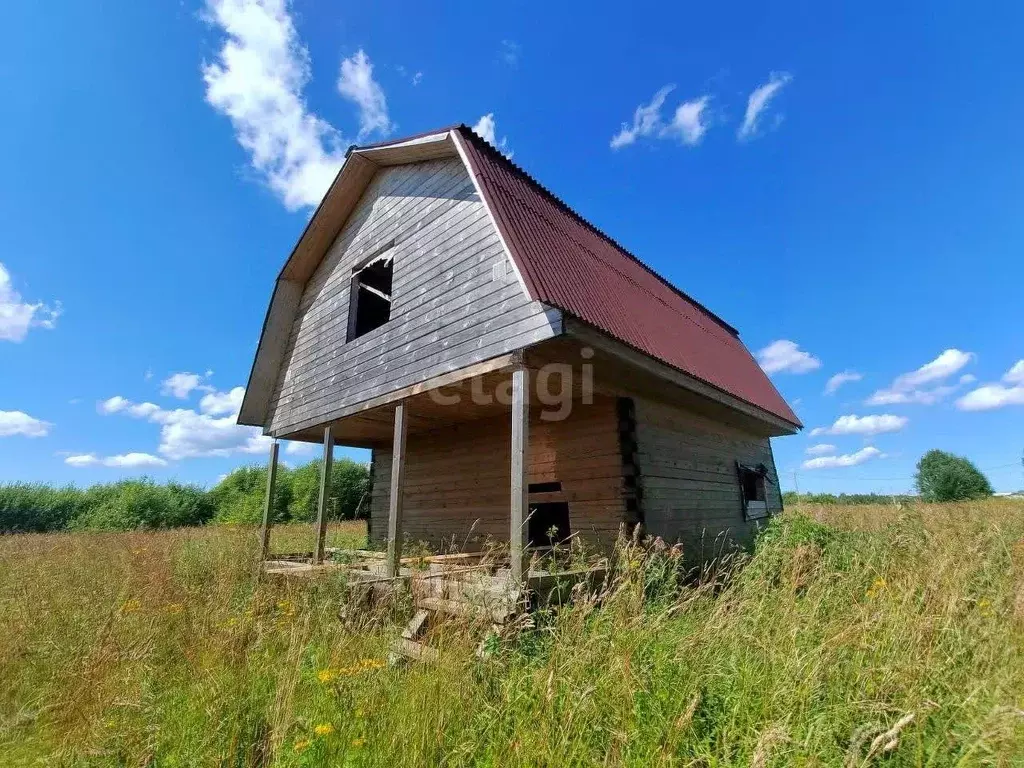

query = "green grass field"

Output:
[[2, 502, 1022, 766]]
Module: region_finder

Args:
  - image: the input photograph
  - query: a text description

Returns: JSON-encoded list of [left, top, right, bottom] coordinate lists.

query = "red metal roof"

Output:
[[454, 125, 801, 428]]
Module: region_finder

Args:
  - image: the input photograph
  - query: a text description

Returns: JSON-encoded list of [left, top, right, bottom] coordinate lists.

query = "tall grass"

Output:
[[1, 502, 1022, 765]]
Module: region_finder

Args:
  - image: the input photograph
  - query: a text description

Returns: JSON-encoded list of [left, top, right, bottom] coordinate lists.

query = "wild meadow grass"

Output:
[[1, 503, 1022, 765]]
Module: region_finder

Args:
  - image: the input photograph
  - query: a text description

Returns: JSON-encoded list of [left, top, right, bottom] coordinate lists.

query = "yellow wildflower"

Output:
[[167, 603, 184, 615], [317, 668, 338, 684], [120, 599, 141, 614], [864, 577, 886, 600], [314, 724, 334, 737], [351, 737, 366, 748], [294, 739, 311, 753], [978, 598, 993, 617]]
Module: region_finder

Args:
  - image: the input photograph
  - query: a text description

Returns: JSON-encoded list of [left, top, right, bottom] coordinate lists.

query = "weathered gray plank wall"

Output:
[[267, 157, 561, 436], [369, 396, 625, 552], [634, 397, 782, 560]]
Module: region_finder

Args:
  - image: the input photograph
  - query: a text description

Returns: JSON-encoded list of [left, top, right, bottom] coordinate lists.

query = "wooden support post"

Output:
[[260, 440, 279, 562], [313, 426, 334, 565], [510, 366, 529, 583], [386, 402, 408, 579]]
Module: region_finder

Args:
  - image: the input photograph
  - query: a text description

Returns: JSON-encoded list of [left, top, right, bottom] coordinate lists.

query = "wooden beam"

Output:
[[510, 366, 529, 582], [386, 402, 409, 578], [271, 352, 519, 439], [313, 426, 334, 564], [260, 440, 279, 561]]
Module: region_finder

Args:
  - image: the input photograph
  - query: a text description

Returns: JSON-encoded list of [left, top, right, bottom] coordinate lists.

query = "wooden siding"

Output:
[[633, 396, 782, 560], [266, 156, 561, 436], [369, 396, 625, 552]]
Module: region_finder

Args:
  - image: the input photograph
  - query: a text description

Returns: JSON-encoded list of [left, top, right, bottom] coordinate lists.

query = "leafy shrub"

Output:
[[915, 449, 993, 502], [288, 458, 370, 522], [70, 479, 215, 531], [0, 483, 82, 533]]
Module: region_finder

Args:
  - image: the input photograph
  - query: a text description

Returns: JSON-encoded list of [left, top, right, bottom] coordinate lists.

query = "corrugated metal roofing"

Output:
[[454, 125, 801, 428]]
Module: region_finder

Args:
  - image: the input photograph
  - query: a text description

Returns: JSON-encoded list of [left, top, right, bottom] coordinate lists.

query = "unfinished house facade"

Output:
[[239, 125, 801, 580]]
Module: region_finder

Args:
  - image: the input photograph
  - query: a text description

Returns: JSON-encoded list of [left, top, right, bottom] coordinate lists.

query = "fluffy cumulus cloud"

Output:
[[337, 49, 392, 139], [0, 410, 51, 438], [738, 72, 793, 141], [198, 386, 245, 416], [0, 262, 61, 343], [956, 359, 1024, 411], [805, 443, 836, 455], [65, 452, 168, 469], [802, 446, 884, 471], [160, 372, 214, 399], [866, 349, 974, 406], [202, 0, 390, 210], [756, 339, 821, 375], [824, 370, 862, 395], [810, 414, 908, 437], [96, 384, 271, 461], [284, 440, 315, 456], [610, 86, 711, 150], [472, 113, 511, 155]]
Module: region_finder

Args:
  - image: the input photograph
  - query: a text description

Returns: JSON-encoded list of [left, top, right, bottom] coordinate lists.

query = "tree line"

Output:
[[0, 458, 370, 534], [784, 449, 996, 506]]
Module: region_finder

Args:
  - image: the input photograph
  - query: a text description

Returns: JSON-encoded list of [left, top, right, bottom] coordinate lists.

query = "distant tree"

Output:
[[288, 458, 370, 521], [210, 465, 292, 525], [0, 484, 83, 533], [915, 450, 993, 502], [70, 479, 215, 530]]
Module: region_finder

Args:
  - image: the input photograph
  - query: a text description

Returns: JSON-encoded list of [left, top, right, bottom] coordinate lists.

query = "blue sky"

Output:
[[2, 1, 1023, 494]]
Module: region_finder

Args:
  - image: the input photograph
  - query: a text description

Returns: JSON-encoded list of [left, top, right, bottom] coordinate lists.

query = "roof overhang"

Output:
[[563, 317, 801, 436]]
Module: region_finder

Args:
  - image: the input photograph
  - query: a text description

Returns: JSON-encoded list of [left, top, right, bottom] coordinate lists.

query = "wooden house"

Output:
[[238, 125, 801, 580]]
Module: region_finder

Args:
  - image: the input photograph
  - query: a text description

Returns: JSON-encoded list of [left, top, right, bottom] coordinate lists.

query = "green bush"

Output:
[[915, 449, 993, 502], [0, 483, 82, 533], [69, 479, 215, 531]]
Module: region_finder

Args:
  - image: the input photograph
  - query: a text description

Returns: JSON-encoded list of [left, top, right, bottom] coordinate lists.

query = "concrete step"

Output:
[[416, 596, 512, 624], [402, 609, 430, 640], [392, 638, 439, 663]]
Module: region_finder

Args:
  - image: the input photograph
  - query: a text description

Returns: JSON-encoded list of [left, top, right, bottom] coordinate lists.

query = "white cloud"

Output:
[[472, 113, 511, 155], [805, 443, 836, 455], [161, 372, 212, 399], [956, 360, 1024, 411], [199, 386, 245, 416], [1003, 360, 1024, 385], [202, 0, 353, 210], [65, 452, 168, 469], [802, 446, 883, 471], [866, 349, 974, 406], [284, 440, 315, 455], [0, 410, 51, 438], [664, 96, 711, 146], [99, 389, 271, 461], [499, 40, 520, 67], [100, 396, 163, 418], [610, 86, 712, 150], [0, 262, 61, 342], [411, 71, 422, 86], [809, 414, 908, 437], [956, 384, 1024, 411], [337, 49, 392, 140], [738, 72, 792, 141], [611, 86, 673, 150], [756, 339, 821, 375], [824, 370, 862, 395]]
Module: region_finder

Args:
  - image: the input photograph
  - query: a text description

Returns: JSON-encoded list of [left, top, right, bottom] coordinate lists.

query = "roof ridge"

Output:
[[455, 124, 740, 338]]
